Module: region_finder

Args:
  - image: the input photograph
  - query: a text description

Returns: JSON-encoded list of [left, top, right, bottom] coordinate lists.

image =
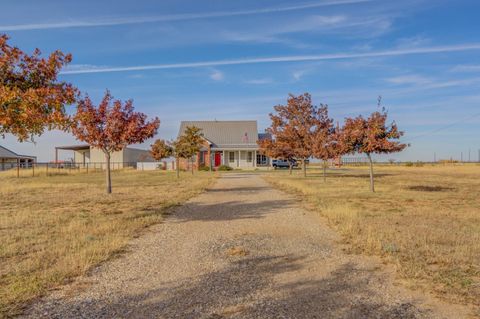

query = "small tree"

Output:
[[174, 126, 203, 175], [265, 93, 318, 177], [0, 34, 77, 141], [341, 99, 407, 192], [150, 139, 173, 169], [311, 105, 341, 182], [258, 137, 296, 174], [72, 91, 160, 193]]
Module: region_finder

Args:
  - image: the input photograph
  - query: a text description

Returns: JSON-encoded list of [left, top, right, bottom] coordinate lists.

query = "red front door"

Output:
[[214, 152, 221, 166]]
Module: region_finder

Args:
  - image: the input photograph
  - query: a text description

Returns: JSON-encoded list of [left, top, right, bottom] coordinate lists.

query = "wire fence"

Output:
[[0, 162, 141, 178]]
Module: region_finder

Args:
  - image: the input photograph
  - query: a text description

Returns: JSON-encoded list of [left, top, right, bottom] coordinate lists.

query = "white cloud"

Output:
[[61, 43, 480, 75], [450, 64, 480, 72], [209, 69, 224, 81], [244, 78, 273, 85], [387, 74, 431, 85], [0, 0, 372, 31], [292, 70, 307, 81]]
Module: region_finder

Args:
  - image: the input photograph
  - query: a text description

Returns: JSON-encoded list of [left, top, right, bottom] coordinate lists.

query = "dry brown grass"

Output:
[[0, 169, 216, 317], [264, 164, 480, 309]]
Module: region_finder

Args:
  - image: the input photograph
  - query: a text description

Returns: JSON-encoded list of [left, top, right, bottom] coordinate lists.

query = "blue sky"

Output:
[[1, 0, 480, 162]]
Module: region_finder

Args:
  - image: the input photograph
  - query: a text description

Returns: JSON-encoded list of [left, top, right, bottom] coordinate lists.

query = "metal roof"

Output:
[[178, 120, 259, 147], [55, 144, 90, 151], [0, 145, 36, 159]]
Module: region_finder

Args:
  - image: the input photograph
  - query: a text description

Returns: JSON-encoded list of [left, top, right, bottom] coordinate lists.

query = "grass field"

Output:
[[0, 169, 216, 317], [264, 164, 480, 310]]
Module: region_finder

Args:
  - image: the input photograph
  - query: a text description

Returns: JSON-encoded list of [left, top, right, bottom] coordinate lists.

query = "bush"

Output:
[[198, 165, 211, 171], [217, 165, 233, 171], [405, 162, 414, 167]]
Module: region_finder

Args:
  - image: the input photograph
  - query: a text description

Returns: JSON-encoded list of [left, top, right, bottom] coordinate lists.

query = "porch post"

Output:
[[207, 146, 211, 169], [237, 150, 240, 167], [223, 150, 226, 165], [254, 150, 256, 167]]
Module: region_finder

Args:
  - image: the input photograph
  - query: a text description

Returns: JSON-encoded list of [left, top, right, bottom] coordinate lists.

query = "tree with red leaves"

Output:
[[263, 93, 319, 177], [0, 34, 77, 141], [311, 105, 342, 182], [72, 92, 160, 193], [341, 98, 407, 192]]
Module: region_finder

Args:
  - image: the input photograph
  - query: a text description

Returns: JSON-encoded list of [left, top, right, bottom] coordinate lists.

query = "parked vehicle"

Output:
[[272, 159, 298, 169]]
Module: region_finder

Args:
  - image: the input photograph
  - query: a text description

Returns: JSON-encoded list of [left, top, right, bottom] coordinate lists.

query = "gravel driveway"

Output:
[[24, 173, 469, 318]]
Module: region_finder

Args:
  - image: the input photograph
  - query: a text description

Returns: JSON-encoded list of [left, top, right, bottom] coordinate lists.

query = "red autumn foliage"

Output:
[[341, 99, 407, 191], [0, 34, 77, 141], [72, 91, 160, 193], [260, 93, 319, 177], [311, 105, 342, 181]]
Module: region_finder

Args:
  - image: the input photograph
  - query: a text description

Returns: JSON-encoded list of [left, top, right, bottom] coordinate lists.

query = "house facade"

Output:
[[55, 144, 154, 169], [0, 145, 36, 171], [177, 120, 270, 170]]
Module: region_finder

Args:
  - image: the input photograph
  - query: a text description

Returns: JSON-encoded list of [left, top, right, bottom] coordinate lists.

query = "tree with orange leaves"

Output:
[[150, 139, 173, 162], [0, 34, 77, 141], [341, 98, 407, 192], [311, 105, 342, 182], [72, 91, 160, 193], [262, 93, 319, 177]]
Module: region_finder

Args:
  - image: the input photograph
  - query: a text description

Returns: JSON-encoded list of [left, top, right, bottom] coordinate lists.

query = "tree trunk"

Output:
[[303, 158, 307, 177], [289, 161, 292, 175], [105, 152, 112, 194], [191, 157, 194, 175], [176, 157, 180, 178], [323, 160, 327, 183], [367, 153, 375, 192]]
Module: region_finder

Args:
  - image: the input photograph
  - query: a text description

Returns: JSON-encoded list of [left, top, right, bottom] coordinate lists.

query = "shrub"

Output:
[[217, 165, 233, 171], [405, 161, 414, 167], [198, 165, 210, 171]]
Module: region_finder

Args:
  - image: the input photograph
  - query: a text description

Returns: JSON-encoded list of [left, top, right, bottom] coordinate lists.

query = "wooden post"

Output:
[[16, 158, 19, 178], [86, 163, 89, 174], [46, 163, 49, 176], [32, 161, 35, 177]]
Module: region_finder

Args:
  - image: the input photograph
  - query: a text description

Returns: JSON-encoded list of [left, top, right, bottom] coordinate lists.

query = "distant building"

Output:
[[177, 120, 271, 170], [0, 145, 36, 171], [54, 144, 154, 169]]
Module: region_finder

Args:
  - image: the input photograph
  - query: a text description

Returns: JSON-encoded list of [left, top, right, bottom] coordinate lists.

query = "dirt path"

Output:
[[24, 173, 469, 318]]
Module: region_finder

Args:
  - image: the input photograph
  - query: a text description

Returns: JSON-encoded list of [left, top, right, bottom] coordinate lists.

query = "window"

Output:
[[247, 152, 253, 162], [229, 151, 235, 163], [256, 154, 267, 165]]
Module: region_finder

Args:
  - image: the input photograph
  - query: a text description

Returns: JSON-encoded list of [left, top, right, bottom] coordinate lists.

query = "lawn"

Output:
[[264, 164, 480, 309], [0, 169, 216, 317]]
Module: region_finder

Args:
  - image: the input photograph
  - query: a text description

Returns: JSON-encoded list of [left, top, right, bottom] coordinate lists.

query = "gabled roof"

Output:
[[0, 145, 36, 159], [178, 120, 259, 147]]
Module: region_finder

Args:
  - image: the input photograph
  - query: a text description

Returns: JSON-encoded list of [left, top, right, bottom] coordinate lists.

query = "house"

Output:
[[0, 145, 36, 171], [54, 144, 154, 169], [177, 120, 270, 170]]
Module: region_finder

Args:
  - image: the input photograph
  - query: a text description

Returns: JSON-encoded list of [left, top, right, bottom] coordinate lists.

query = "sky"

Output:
[[1, 0, 480, 162]]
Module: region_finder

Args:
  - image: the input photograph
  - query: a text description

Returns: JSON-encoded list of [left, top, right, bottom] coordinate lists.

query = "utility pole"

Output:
[[434, 152, 436, 163], [468, 149, 471, 162], [461, 152, 463, 163]]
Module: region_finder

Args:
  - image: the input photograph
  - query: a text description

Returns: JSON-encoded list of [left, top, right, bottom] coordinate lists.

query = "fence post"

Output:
[[86, 163, 89, 174], [32, 162, 35, 177], [16, 159, 19, 178], [46, 163, 49, 176]]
